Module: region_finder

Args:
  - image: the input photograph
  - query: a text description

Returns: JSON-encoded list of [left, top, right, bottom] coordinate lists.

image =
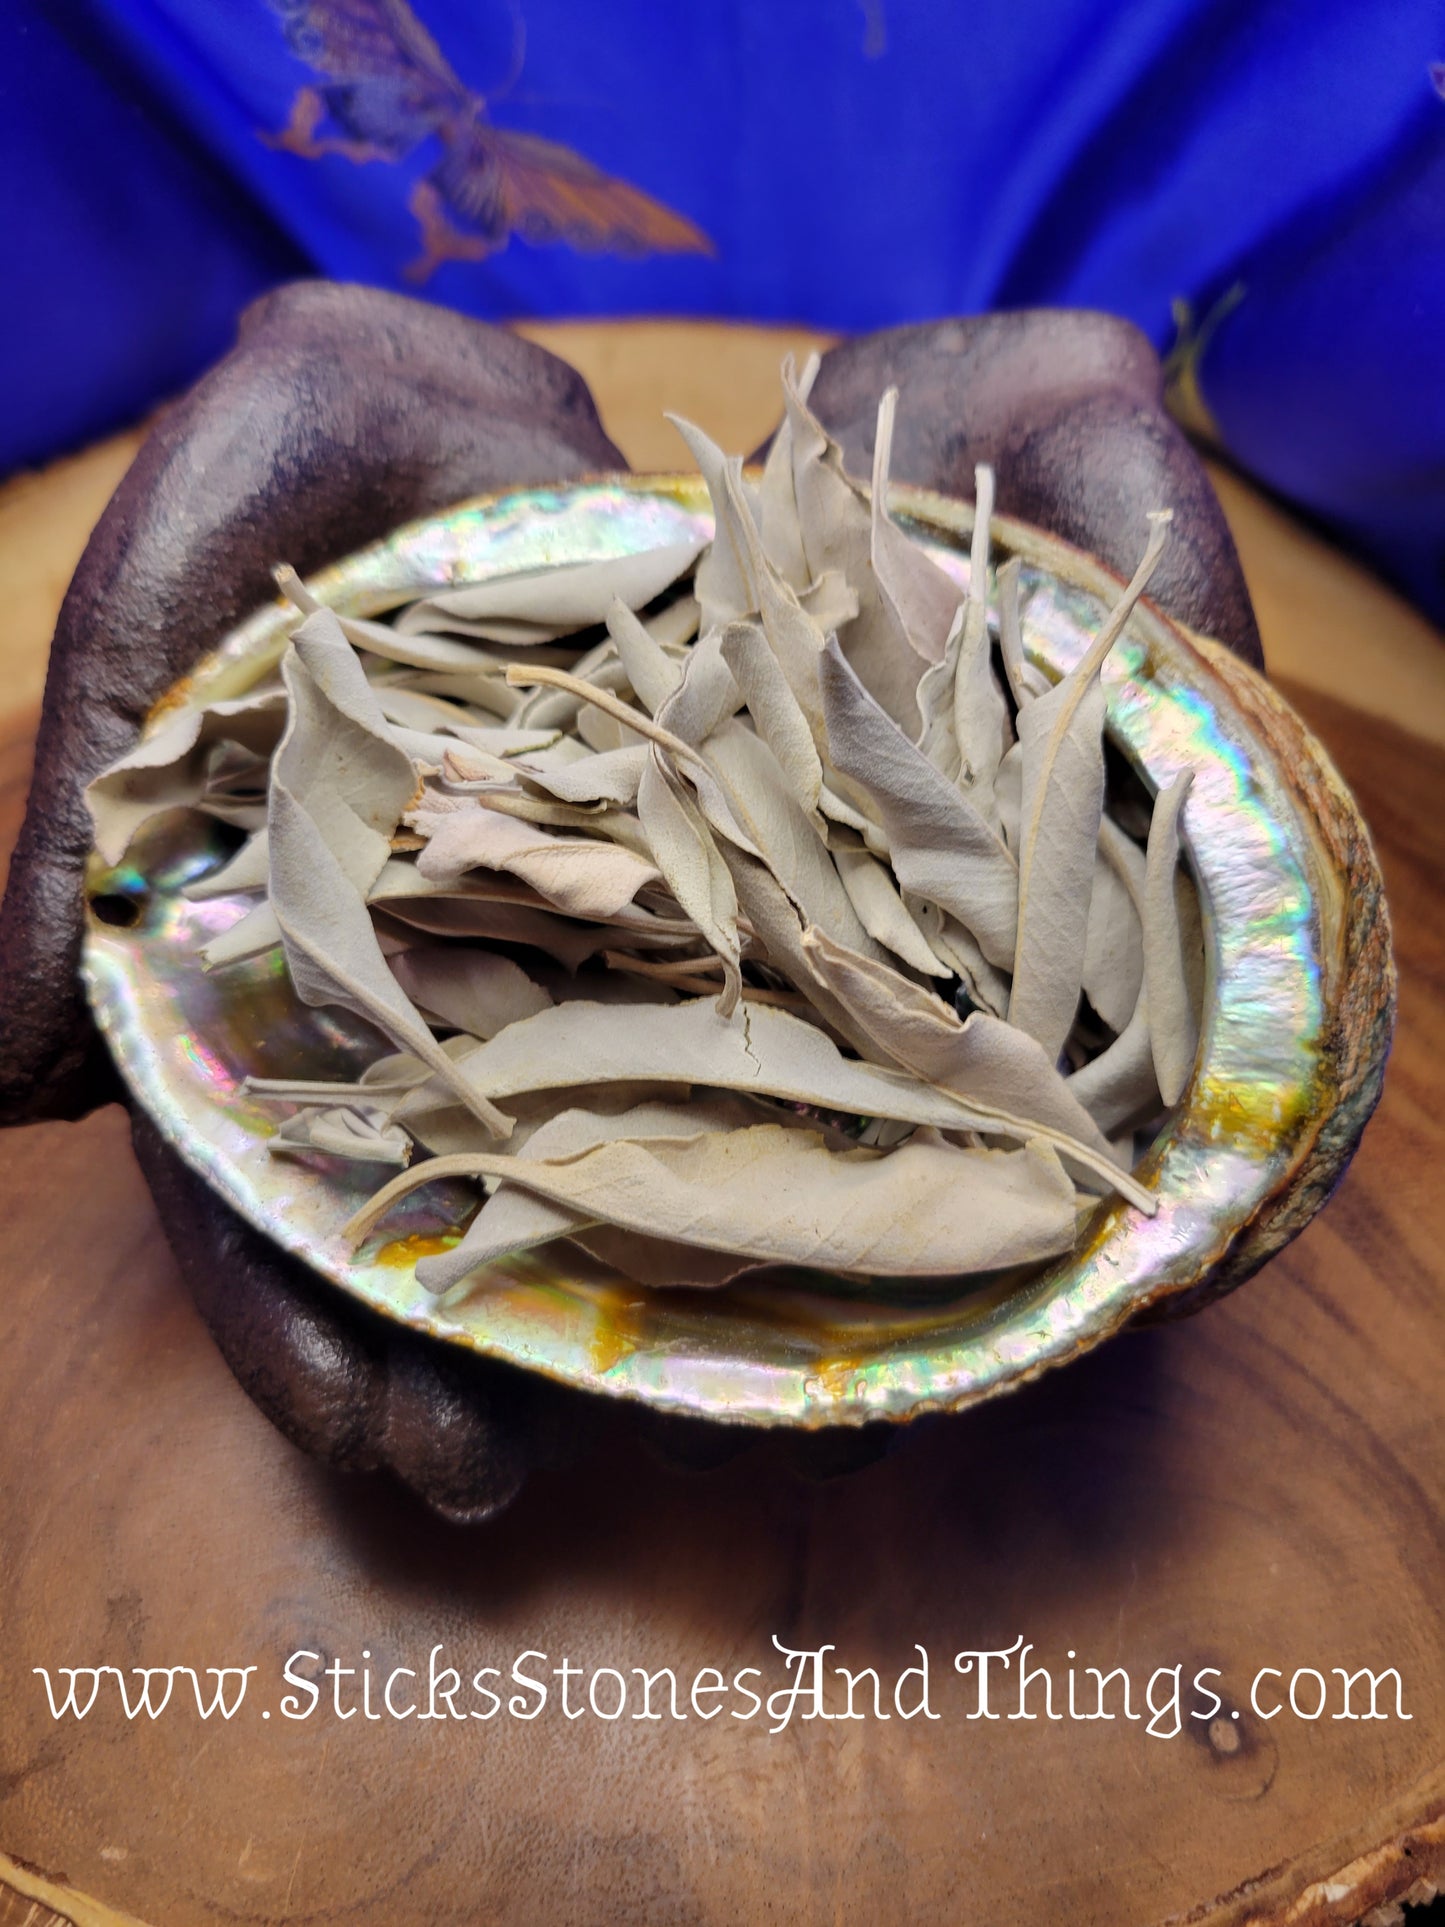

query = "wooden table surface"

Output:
[[0, 322, 1440, 1927]]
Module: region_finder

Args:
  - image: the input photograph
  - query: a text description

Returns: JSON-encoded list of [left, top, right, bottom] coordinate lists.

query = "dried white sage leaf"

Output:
[[997, 557, 1051, 706], [439, 994, 1105, 1155], [412, 1098, 759, 1295], [906, 896, 1011, 1016], [503, 744, 649, 808], [754, 351, 817, 592], [408, 798, 660, 917], [1065, 989, 1160, 1135], [1008, 515, 1170, 1059], [388, 946, 553, 1041], [607, 596, 684, 716], [87, 688, 285, 866], [353, 1127, 1081, 1278], [799, 925, 1152, 1207], [636, 750, 742, 1013], [668, 418, 758, 632], [700, 722, 878, 959], [1008, 658, 1108, 1057], [819, 638, 1018, 967], [644, 593, 701, 649], [1143, 769, 1199, 1106], [395, 540, 703, 643], [717, 620, 824, 812], [572, 1226, 761, 1290], [783, 358, 871, 596], [1082, 849, 1145, 1036], [870, 387, 963, 664], [270, 1104, 411, 1166], [833, 847, 951, 979], [184, 827, 270, 902]]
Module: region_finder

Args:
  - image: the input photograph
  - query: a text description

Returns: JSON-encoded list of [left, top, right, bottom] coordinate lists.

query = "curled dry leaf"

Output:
[[997, 557, 1052, 707], [88, 688, 285, 867], [1007, 515, 1170, 1061], [870, 387, 963, 665], [667, 419, 758, 634], [834, 846, 950, 978], [350, 1126, 1080, 1279], [270, 1104, 412, 1167], [797, 926, 1152, 1209], [607, 597, 684, 716], [388, 946, 553, 1040], [417, 995, 1133, 1191], [1082, 851, 1145, 1037], [396, 540, 704, 643], [1143, 770, 1199, 1106], [754, 354, 816, 592], [1066, 983, 1160, 1136], [412, 1099, 761, 1296], [701, 723, 878, 959], [92, 363, 1203, 1295], [819, 638, 1018, 967], [407, 797, 661, 917]]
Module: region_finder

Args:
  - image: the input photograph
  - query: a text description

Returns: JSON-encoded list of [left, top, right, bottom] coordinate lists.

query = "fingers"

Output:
[[129, 1106, 575, 1520]]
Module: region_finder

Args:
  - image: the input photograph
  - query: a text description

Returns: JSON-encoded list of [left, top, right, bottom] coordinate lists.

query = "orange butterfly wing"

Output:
[[446, 123, 713, 257]]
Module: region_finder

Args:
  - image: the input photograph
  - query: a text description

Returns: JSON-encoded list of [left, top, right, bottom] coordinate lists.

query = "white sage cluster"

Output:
[[89, 360, 1201, 1294]]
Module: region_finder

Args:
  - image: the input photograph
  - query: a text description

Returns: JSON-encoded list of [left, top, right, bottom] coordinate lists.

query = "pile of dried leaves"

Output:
[[90, 361, 1201, 1295]]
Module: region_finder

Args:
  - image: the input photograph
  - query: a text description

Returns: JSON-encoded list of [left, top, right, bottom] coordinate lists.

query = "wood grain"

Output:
[[0, 1847, 148, 1926], [515, 318, 832, 472], [0, 432, 143, 720], [0, 709, 37, 904], [0, 323, 1440, 1927]]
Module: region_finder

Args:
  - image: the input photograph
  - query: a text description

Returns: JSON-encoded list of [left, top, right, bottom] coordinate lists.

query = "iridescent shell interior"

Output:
[[82, 476, 1384, 1426]]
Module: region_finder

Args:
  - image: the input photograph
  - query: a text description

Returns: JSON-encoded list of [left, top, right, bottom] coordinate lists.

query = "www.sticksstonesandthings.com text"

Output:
[[33, 1638, 1413, 1736]]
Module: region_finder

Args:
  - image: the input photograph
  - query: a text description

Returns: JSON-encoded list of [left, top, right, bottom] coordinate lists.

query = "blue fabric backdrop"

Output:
[[3, 0, 1442, 620]]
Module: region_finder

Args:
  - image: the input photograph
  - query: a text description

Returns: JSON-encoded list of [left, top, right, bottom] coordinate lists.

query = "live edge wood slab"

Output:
[[0, 312, 1440, 1927]]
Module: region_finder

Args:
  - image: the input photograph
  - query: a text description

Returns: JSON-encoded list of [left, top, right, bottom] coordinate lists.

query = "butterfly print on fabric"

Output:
[[262, 0, 713, 282]]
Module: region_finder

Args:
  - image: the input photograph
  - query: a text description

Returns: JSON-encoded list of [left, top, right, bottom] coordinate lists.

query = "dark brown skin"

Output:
[[0, 286, 1259, 1519]]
